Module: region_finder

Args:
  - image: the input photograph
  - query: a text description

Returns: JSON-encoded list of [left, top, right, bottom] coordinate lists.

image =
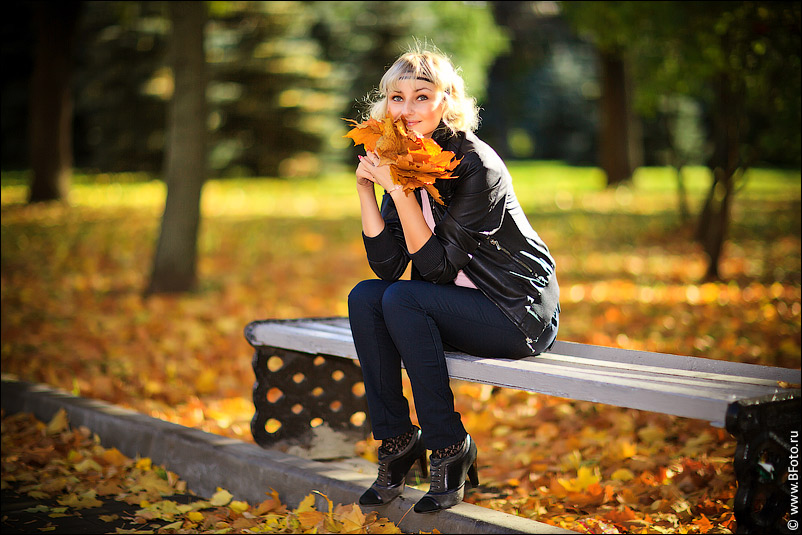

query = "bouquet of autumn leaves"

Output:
[[344, 114, 461, 205]]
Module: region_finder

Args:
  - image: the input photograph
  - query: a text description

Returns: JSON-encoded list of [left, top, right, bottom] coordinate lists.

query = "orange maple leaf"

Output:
[[343, 115, 461, 204], [694, 513, 715, 532]]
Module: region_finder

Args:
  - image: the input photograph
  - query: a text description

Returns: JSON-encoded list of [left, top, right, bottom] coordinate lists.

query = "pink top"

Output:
[[420, 189, 477, 289]]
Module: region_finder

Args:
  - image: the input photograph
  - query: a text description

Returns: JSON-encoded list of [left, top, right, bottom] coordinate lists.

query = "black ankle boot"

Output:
[[413, 434, 479, 514], [359, 426, 428, 506]]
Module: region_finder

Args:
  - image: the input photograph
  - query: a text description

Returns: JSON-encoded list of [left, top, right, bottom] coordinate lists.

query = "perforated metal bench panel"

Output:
[[245, 316, 801, 427]]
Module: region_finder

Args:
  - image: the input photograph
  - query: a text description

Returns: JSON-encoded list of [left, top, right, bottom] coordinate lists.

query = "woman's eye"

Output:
[[391, 95, 403, 102], [417, 95, 428, 101]]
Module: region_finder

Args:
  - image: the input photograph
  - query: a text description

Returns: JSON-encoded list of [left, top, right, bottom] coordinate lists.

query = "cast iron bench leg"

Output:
[[726, 391, 801, 534], [251, 345, 370, 449]]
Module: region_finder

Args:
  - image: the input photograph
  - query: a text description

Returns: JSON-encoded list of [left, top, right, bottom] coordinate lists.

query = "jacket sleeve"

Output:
[[362, 191, 411, 281], [410, 151, 506, 284]]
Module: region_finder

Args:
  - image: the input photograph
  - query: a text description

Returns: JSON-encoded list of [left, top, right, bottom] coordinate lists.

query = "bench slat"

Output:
[[444, 354, 726, 424], [550, 340, 798, 381], [534, 354, 784, 387], [443, 353, 774, 425], [245, 317, 802, 426]]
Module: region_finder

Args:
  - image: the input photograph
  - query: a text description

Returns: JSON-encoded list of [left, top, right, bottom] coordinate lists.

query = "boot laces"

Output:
[[376, 460, 391, 486], [429, 460, 446, 492]]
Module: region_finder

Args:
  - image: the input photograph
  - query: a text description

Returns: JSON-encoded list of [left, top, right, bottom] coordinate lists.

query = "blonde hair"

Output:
[[366, 46, 479, 134]]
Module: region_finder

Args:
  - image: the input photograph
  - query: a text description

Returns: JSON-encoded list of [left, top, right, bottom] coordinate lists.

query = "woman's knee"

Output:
[[348, 279, 391, 313], [379, 281, 415, 310]]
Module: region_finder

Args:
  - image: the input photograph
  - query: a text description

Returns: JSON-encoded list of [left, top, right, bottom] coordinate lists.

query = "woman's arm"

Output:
[[360, 153, 432, 253], [355, 157, 410, 281], [356, 158, 385, 237], [387, 187, 431, 253]]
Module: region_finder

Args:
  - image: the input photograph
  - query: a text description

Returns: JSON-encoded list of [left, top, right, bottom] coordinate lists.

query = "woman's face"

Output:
[[386, 77, 445, 138]]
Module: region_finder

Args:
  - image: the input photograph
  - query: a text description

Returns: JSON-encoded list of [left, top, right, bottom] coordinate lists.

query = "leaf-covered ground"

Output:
[[1, 165, 800, 533], [1, 409, 407, 534]]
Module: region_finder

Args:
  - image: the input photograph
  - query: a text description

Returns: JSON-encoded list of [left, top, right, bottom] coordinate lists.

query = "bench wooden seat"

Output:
[[244, 316, 801, 534], [245, 316, 799, 426]]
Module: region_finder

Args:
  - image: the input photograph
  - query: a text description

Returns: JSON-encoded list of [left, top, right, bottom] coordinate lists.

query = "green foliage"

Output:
[[2, 1, 507, 178], [563, 1, 802, 167], [76, 1, 508, 178], [72, 1, 170, 174], [307, 1, 508, 115]]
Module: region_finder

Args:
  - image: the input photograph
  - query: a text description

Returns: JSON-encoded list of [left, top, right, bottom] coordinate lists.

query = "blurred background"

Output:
[[4, 0, 799, 178]]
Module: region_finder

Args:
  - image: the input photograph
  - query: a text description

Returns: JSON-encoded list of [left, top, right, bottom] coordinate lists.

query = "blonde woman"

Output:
[[350, 47, 560, 513]]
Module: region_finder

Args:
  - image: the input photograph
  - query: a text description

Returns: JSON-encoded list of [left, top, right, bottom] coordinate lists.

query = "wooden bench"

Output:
[[245, 316, 801, 533]]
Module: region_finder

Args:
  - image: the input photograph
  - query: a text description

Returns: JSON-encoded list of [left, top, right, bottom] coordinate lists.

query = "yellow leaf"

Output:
[[256, 488, 284, 515], [24, 505, 51, 514], [131, 470, 174, 497], [187, 511, 205, 522], [369, 517, 403, 534], [637, 425, 665, 445], [606, 440, 637, 461], [57, 490, 103, 510], [46, 409, 69, 435], [335, 503, 366, 533], [558, 466, 600, 492], [295, 493, 316, 513], [135, 457, 152, 471], [229, 500, 249, 514], [210, 488, 233, 507], [99, 514, 119, 522], [103, 448, 129, 467], [611, 468, 635, 481], [74, 458, 103, 473], [189, 500, 212, 510], [298, 510, 326, 530]]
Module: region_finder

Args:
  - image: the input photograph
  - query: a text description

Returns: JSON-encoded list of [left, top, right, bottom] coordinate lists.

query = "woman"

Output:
[[349, 47, 559, 513]]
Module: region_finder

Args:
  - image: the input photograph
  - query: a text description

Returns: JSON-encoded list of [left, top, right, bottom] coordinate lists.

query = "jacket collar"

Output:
[[431, 121, 457, 148]]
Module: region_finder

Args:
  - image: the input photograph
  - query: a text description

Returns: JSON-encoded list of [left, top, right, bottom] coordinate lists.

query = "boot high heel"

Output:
[[359, 426, 428, 506], [413, 434, 479, 514]]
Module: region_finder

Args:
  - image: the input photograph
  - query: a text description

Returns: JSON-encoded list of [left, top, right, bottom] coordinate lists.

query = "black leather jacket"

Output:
[[362, 127, 559, 348]]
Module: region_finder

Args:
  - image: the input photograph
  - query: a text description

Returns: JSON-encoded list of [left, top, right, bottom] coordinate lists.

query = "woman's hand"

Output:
[[358, 151, 396, 192], [356, 155, 376, 191]]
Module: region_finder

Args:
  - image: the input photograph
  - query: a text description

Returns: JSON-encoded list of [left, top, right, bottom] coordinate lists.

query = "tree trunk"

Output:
[[146, 2, 207, 295], [659, 101, 690, 224], [696, 73, 740, 281], [598, 49, 637, 186], [28, 1, 81, 203]]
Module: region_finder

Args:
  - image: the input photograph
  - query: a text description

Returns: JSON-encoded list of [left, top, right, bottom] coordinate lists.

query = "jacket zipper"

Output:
[[488, 237, 534, 274]]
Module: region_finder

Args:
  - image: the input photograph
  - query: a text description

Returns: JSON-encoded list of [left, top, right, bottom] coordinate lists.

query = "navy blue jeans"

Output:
[[348, 279, 558, 450]]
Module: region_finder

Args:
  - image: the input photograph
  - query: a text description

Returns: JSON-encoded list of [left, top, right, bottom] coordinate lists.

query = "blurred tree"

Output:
[[480, 1, 598, 164], [146, 1, 206, 294], [71, 2, 170, 174], [3, 1, 507, 179], [204, 2, 345, 177], [561, 2, 643, 185], [564, 1, 801, 280], [28, 1, 82, 203]]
